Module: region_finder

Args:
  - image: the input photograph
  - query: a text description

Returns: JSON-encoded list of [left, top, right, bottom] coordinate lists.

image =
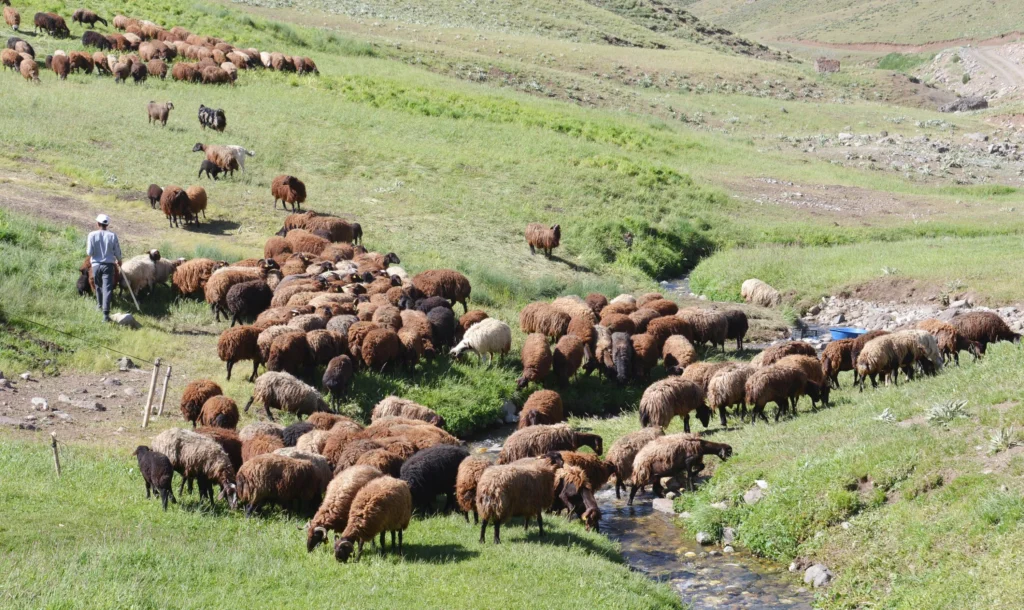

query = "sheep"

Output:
[[497, 424, 603, 464], [722, 309, 749, 350], [274, 448, 333, 494], [399, 444, 469, 513], [322, 352, 355, 403], [517, 333, 552, 389], [741, 278, 781, 307], [610, 331, 634, 384], [19, 56, 38, 82], [51, 53, 68, 79], [584, 293, 608, 318], [119, 251, 160, 296], [457, 310, 489, 341], [676, 308, 728, 351], [646, 316, 693, 348], [172, 258, 227, 296], [706, 364, 755, 425], [307, 329, 346, 365], [180, 379, 222, 427], [225, 279, 274, 327], [67, 51, 93, 74], [566, 315, 595, 354], [525, 223, 560, 257], [559, 451, 615, 491], [266, 333, 312, 378], [192, 143, 239, 174], [198, 395, 239, 429], [132, 446, 176, 510], [92, 51, 109, 73], [450, 318, 512, 365], [638, 376, 711, 432], [606, 427, 663, 499], [643, 298, 679, 317], [239, 422, 285, 442], [1, 48, 19, 71], [361, 328, 403, 371], [196, 159, 224, 181], [283, 421, 315, 447], [159, 185, 190, 228], [662, 335, 697, 375], [296, 429, 332, 454], [197, 104, 226, 131], [776, 355, 829, 408], [355, 448, 405, 477], [146, 184, 162, 209], [272, 175, 306, 211], [518, 389, 563, 429], [333, 476, 413, 561], [171, 62, 198, 82], [185, 185, 207, 223], [130, 61, 147, 83], [415, 296, 451, 314], [629, 308, 660, 334], [553, 334, 585, 385], [519, 302, 570, 339], [365, 422, 460, 452], [72, 9, 107, 28], [551, 464, 601, 531], [150, 428, 237, 506], [850, 330, 889, 384], [476, 452, 563, 544], [147, 58, 167, 79], [205, 262, 281, 321], [455, 455, 491, 523], [308, 411, 362, 433], [197, 426, 243, 472], [952, 311, 1020, 354], [900, 329, 944, 376], [307, 465, 383, 552], [236, 453, 324, 517], [245, 371, 330, 422], [628, 433, 732, 503], [745, 364, 808, 422], [112, 61, 129, 83], [915, 318, 979, 365], [224, 145, 255, 173], [631, 333, 659, 380], [4, 7, 19, 32], [605, 296, 637, 312], [820, 338, 855, 389], [242, 433, 285, 463], [34, 12, 69, 38], [750, 341, 817, 368], [411, 270, 471, 313], [426, 306, 456, 352], [146, 101, 173, 127], [371, 397, 445, 427], [600, 312, 635, 335]]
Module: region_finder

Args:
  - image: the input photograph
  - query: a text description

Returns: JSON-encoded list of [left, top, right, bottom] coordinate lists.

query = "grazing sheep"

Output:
[[371, 397, 445, 427], [646, 316, 693, 348], [308, 411, 362, 433], [741, 278, 781, 307], [638, 376, 711, 432], [159, 185, 190, 228], [915, 318, 979, 365], [745, 364, 808, 422], [150, 428, 237, 507], [283, 421, 315, 447], [130, 61, 147, 83], [525, 223, 560, 257], [51, 53, 68, 79], [192, 143, 239, 174], [307, 465, 383, 552], [296, 429, 332, 454], [750, 341, 817, 368], [951, 311, 1020, 354], [552, 464, 601, 531], [628, 433, 732, 503], [820, 338, 855, 388], [517, 333, 552, 389], [643, 298, 679, 317], [426, 306, 456, 352], [457, 310, 489, 341], [132, 446, 176, 510], [416, 296, 452, 314], [272, 175, 306, 211], [610, 331, 634, 385], [450, 318, 512, 364], [776, 355, 830, 408], [19, 56, 38, 82], [236, 453, 323, 517], [72, 9, 107, 28], [185, 185, 207, 223], [198, 395, 239, 429], [662, 335, 697, 375], [146, 101, 173, 126], [225, 279, 273, 327], [171, 62, 198, 82], [242, 433, 285, 463], [2, 48, 19, 70], [333, 476, 413, 561], [518, 389, 564, 429], [630, 333, 659, 380], [197, 103, 226, 131], [399, 444, 469, 513], [146, 184, 162, 208], [147, 58, 167, 79], [900, 329, 944, 376], [599, 312, 635, 335], [245, 371, 330, 422], [180, 379, 222, 427], [706, 364, 755, 424], [676, 308, 728, 351], [476, 452, 563, 543], [455, 455, 491, 523], [412, 269, 472, 313], [585, 293, 608, 318], [559, 451, 615, 492], [239, 422, 285, 443], [266, 332, 312, 378], [361, 328, 403, 371], [111, 61, 129, 83], [172, 258, 227, 297], [205, 262, 281, 321], [606, 427, 663, 499], [497, 424, 602, 464], [629, 308, 660, 334], [320, 356, 350, 409], [553, 334, 585, 385], [4, 7, 19, 32], [722, 309, 749, 350], [197, 426, 243, 473], [519, 302, 570, 339], [850, 330, 889, 384]]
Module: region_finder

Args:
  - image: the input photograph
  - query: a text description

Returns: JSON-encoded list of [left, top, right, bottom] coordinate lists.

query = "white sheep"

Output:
[[224, 145, 256, 173], [259, 51, 272, 68], [450, 318, 512, 364], [385, 266, 409, 281], [120, 251, 159, 296]]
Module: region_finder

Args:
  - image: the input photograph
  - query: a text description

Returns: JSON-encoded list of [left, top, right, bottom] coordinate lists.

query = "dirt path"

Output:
[[778, 31, 1024, 54], [964, 46, 1024, 89]]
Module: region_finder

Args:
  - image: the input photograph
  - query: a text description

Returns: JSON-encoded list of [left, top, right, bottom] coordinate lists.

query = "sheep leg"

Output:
[[494, 521, 501, 544], [479, 520, 488, 543], [144, 480, 152, 499], [225, 361, 234, 381], [652, 477, 663, 498], [248, 361, 259, 383], [537, 512, 545, 538], [683, 413, 691, 433], [615, 480, 621, 499], [379, 531, 386, 553], [398, 530, 403, 554], [473, 510, 478, 525], [523, 516, 529, 532], [264, 402, 275, 422], [161, 489, 169, 511], [529, 244, 536, 255], [718, 405, 728, 427], [390, 530, 396, 552], [627, 484, 639, 506]]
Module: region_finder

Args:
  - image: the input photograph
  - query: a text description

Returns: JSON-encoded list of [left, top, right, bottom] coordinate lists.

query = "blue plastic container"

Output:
[[829, 327, 868, 340]]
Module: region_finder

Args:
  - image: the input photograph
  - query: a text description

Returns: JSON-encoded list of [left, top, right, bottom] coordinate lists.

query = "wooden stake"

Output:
[[142, 358, 161, 428], [156, 364, 172, 416], [51, 432, 61, 476]]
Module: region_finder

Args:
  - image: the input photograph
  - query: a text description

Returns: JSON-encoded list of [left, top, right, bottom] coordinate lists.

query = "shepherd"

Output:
[[86, 214, 122, 322]]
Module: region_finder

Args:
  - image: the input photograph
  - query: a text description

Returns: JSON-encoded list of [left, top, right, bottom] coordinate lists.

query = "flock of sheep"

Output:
[[3, 6, 318, 84]]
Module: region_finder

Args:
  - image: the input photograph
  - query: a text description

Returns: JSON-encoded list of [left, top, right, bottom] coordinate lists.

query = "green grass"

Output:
[[574, 343, 1024, 609], [877, 52, 934, 72], [0, 438, 681, 609]]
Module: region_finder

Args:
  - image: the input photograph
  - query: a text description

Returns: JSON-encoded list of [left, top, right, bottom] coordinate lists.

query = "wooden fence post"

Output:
[[142, 358, 161, 428], [156, 364, 172, 416], [51, 432, 61, 476]]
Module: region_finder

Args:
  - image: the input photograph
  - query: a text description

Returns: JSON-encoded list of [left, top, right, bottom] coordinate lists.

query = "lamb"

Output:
[[776, 354, 830, 408], [517, 333, 552, 389], [307, 465, 383, 552], [745, 364, 808, 422], [145, 101, 174, 126], [628, 433, 732, 504], [225, 278, 273, 327], [455, 455, 490, 523], [371, 396, 445, 427], [820, 338, 855, 388], [172, 258, 227, 296], [316, 354, 352, 406], [722, 309, 749, 350], [185, 185, 207, 223], [159, 185, 190, 227], [525, 223, 561, 257], [245, 371, 331, 422], [741, 278, 781, 308], [553, 334, 585, 385], [519, 302, 570, 339], [72, 9, 107, 28], [4, 7, 19, 32], [198, 395, 239, 429], [476, 452, 563, 543], [638, 376, 712, 432], [676, 308, 728, 350], [150, 428, 237, 507], [750, 341, 817, 368], [662, 335, 697, 375], [450, 318, 512, 364], [518, 389, 563, 429], [132, 446, 176, 510], [236, 453, 324, 517], [399, 444, 469, 513], [606, 427, 663, 499], [951, 311, 1020, 354], [180, 379, 222, 427], [272, 175, 307, 211], [146, 184, 162, 208], [497, 424, 603, 464], [706, 364, 755, 425], [333, 476, 413, 561], [426, 306, 456, 352]]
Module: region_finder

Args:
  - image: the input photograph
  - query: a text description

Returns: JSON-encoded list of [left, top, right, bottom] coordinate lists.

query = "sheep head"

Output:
[[191, 142, 205, 152], [384, 253, 400, 265], [334, 538, 355, 563], [695, 404, 712, 429], [306, 525, 328, 552]]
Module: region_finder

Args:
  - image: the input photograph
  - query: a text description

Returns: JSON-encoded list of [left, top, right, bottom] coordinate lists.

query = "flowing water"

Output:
[[467, 432, 815, 609]]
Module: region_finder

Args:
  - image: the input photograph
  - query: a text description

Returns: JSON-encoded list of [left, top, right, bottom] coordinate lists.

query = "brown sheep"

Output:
[[185, 185, 207, 223], [519, 302, 570, 339], [599, 312, 636, 335], [638, 376, 711, 432], [721, 309, 749, 350], [3, 48, 21, 71], [412, 269, 472, 313], [584, 293, 608, 318], [517, 333, 553, 389], [20, 57, 39, 82], [915, 318, 979, 365], [172, 258, 227, 296], [130, 61, 147, 83], [92, 51, 109, 73], [706, 364, 754, 425], [630, 333, 659, 380], [476, 453, 563, 543], [606, 426, 663, 499], [68, 51, 94, 74], [525, 223, 560, 257], [361, 328, 403, 371], [559, 451, 615, 491], [497, 424, 602, 464], [159, 185, 190, 228], [750, 341, 817, 368], [180, 379, 223, 427], [455, 455, 491, 523], [644, 298, 679, 317], [518, 389, 563, 429], [272, 175, 307, 212], [112, 61, 129, 83], [371, 396, 445, 427], [240, 433, 285, 463], [646, 316, 693, 349], [4, 7, 19, 31], [602, 300, 637, 317], [628, 308, 660, 334], [776, 355, 829, 408], [306, 465, 383, 552], [457, 310, 489, 341], [662, 335, 697, 375], [680, 361, 735, 393], [267, 333, 312, 378], [198, 396, 240, 429], [171, 62, 198, 82], [147, 58, 167, 79], [676, 308, 728, 351], [333, 476, 412, 561], [51, 53, 69, 80], [820, 338, 855, 389], [217, 325, 262, 382], [951, 311, 1020, 354], [745, 365, 808, 423], [553, 334, 585, 386], [629, 433, 732, 503], [200, 65, 231, 85], [850, 330, 889, 385], [147, 184, 162, 209]]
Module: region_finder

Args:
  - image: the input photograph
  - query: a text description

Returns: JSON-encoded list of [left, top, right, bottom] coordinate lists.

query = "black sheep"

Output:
[[415, 296, 451, 314], [147, 184, 162, 209], [427, 306, 456, 351], [225, 279, 273, 327], [132, 446, 176, 510], [282, 421, 314, 447], [399, 444, 469, 513], [322, 355, 353, 406], [7, 37, 34, 57], [81, 30, 111, 50], [198, 160, 223, 180], [76, 268, 92, 296], [611, 331, 633, 385]]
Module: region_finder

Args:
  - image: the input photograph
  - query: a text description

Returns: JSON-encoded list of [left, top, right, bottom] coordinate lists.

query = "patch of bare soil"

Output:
[[837, 277, 946, 305], [979, 445, 1024, 473], [883, 73, 958, 110]]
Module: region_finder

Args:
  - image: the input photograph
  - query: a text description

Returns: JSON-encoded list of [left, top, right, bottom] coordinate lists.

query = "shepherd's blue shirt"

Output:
[[86, 230, 122, 265]]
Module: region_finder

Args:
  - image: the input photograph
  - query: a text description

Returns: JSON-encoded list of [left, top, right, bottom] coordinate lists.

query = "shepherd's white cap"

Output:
[[96, 214, 110, 225]]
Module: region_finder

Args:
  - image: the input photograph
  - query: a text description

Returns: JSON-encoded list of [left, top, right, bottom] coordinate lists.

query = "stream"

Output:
[[468, 432, 815, 609]]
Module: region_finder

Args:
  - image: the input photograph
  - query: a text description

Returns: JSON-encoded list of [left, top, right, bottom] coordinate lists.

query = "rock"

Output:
[[723, 545, 735, 554], [31, 397, 48, 411], [665, 491, 678, 499], [937, 307, 961, 322], [117, 357, 137, 372], [695, 531, 713, 545], [56, 412, 73, 422], [755, 479, 769, 489], [67, 400, 106, 412], [841, 521, 851, 530], [501, 399, 518, 424], [123, 387, 136, 397], [104, 378, 122, 386], [676, 511, 691, 520], [684, 551, 697, 558], [20, 372, 31, 380], [804, 564, 833, 588], [710, 501, 729, 510], [0, 378, 11, 389], [831, 313, 846, 324], [808, 304, 821, 315], [743, 486, 764, 505], [939, 96, 988, 113], [722, 527, 736, 544], [24, 414, 37, 421], [652, 498, 676, 514], [112, 313, 141, 329], [837, 133, 853, 141], [707, 550, 721, 557]]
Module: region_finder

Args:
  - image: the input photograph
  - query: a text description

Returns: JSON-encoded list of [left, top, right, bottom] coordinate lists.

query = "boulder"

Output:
[[939, 97, 988, 113]]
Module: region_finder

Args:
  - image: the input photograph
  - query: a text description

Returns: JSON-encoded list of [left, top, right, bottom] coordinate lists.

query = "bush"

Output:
[[963, 74, 972, 84]]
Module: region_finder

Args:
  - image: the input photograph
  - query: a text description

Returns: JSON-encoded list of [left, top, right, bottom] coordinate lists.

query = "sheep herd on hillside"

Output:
[[3, 7, 318, 85]]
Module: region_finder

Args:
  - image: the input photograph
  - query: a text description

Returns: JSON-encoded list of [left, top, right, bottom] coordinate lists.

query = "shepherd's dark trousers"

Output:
[[93, 263, 115, 320]]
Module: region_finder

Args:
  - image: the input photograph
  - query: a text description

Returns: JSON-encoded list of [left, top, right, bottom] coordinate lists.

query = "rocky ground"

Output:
[[804, 295, 1023, 336]]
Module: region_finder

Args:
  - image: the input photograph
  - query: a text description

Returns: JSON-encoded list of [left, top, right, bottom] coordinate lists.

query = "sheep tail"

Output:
[[639, 410, 651, 428]]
